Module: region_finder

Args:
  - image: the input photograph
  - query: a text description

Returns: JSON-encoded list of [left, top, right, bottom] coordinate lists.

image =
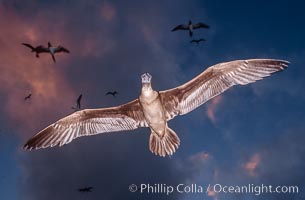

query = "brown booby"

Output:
[[172, 20, 209, 37], [24, 59, 288, 157], [22, 42, 70, 63]]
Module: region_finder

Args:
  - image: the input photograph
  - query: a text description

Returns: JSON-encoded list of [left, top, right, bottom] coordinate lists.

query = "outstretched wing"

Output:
[[160, 59, 289, 120], [21, 43, 35, 50], [24, 99, 148, 150], [54, 46, 70, 53], [193, 22, 210, 29], [171, 24, 189, 31]]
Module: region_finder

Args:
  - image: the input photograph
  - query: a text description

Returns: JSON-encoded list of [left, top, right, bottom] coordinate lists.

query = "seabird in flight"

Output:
[[105, 91, 118, 97], [71, 94, 83, 111], [172, 20, 209, 37], [24, 94, 32, 101], [22, 42, 70, 63], [24, 59, 288, 157], [78, 186, 93, 192], [190, 38, 206, 44]]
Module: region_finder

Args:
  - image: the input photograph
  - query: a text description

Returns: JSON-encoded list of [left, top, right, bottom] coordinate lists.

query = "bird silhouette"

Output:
[[22, 42, 70, 63], [172, 20, 209, 37], [105, 91, 118, 97], [24, 94, 32, 101], [24, 59, 288, 157], [78, 186, 93, 192], [71, 94, 83, 111], [190, 38, 206, 44]]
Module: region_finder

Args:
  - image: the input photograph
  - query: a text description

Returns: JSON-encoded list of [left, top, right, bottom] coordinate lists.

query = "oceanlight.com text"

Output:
[[129, 183, 299, 196]]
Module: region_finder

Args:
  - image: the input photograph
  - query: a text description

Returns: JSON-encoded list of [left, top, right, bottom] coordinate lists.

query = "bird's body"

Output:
[[22, 42, 70, 63], [24, 59, 288, 157], [140, 75, 167, 136], [140, 91, 166, 136], [139, 75, 180, 155], [172, 20, 209, 37], [49, 47, 56, 54]]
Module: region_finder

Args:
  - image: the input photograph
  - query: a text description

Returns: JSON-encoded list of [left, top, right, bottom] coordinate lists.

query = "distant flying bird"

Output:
[[105, 91, 118, 97], [78, 187, 93, 192], [24, 59, 288, 157], [190, 38, 206, 44], [24, 94, 32, 101], [171, 20, 209, 37], [71, 94, 83, 111], [22, 42, 70, 63]]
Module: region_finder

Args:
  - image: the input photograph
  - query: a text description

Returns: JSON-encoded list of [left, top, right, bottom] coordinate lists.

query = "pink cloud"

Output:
[[24, 28, 40, 43], [206, 95, 222, 124], [244, 153, 261, 177], [207, 189, 218, 200], [0, 4, 75, 137]]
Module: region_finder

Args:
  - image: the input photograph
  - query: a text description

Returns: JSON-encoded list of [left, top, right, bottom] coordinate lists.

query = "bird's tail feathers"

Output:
[[149, 127, 180, 157]]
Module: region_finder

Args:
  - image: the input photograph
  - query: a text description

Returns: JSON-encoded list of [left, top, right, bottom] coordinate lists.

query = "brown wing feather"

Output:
[[24, 99, 147, 150], [160, 59, 289, 120]]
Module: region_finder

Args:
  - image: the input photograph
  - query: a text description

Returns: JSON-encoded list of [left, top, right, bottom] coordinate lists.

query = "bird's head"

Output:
[[188, 20, 192, 24], [141, 73, 152, 91], [48, 42, 52, 48]]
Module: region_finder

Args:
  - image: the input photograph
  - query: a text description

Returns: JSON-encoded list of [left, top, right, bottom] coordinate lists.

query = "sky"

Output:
[[0, 0, 304, 200]]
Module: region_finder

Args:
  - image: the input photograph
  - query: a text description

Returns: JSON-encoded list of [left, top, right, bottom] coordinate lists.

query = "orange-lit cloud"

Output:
[[207, 189, 218, 200], [206, 95, 222, 124], [244, 153, 261, 177], [0, 4, 75, 137]]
